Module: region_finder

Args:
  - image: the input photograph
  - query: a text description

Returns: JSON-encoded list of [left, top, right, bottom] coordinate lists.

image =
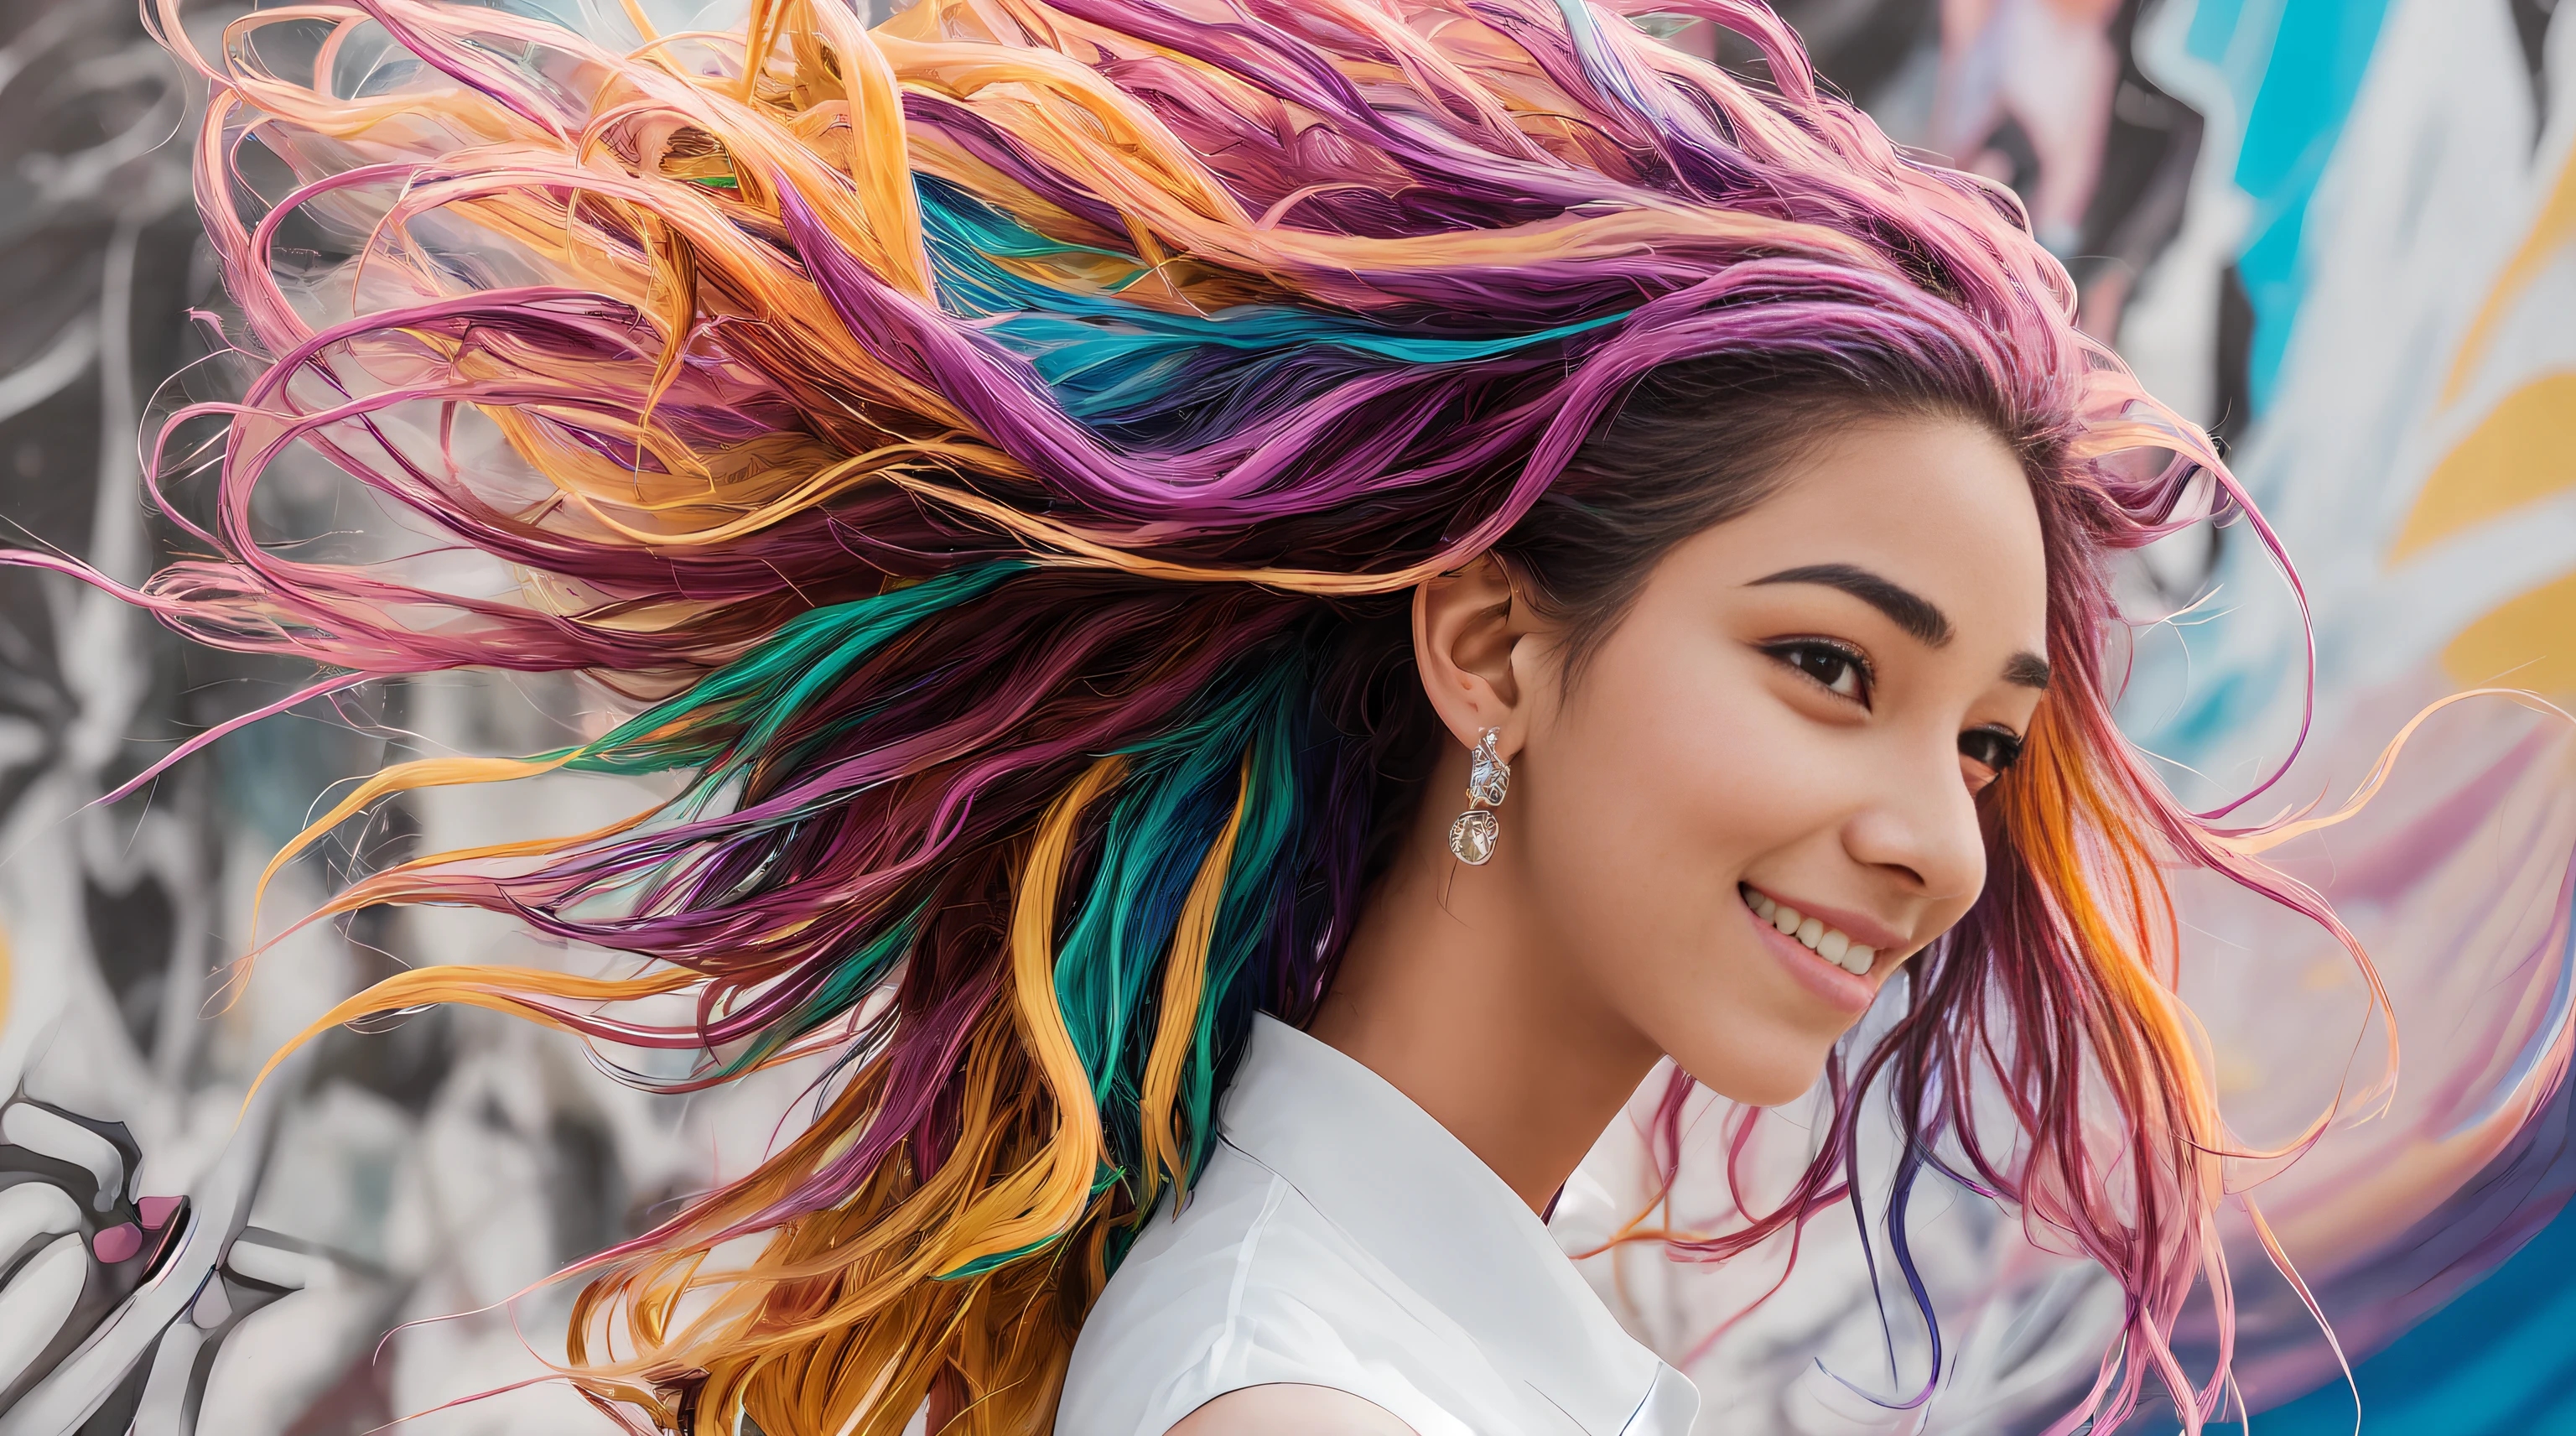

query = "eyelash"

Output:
[[1762, 638, 1873, 705], [1960, 726, 2024, 777], [1764, 639, 2028, 778]]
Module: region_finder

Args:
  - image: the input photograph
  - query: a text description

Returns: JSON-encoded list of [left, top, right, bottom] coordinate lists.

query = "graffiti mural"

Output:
[[0, 8, 851, 1429], [0, 0, 2568, 1433]]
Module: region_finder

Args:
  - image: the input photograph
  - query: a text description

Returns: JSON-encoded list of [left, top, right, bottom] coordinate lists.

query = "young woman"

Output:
[[95, 0, 2371, 1431]]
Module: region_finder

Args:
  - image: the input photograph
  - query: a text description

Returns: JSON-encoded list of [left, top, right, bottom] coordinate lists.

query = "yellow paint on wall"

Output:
[[2390, 372, 2576, 561], [2442, 570, 2576, 695]]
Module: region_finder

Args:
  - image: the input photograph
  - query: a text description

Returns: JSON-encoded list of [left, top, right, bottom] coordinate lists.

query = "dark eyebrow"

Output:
[[2003, 651, 2052, 689], [1749, 564, 1951, 648]]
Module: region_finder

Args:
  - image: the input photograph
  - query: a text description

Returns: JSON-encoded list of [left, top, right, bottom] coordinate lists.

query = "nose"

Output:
[[1839, 740, 1988, 903]]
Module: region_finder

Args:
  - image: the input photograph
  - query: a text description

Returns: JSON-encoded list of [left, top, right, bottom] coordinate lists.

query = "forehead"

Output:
[[1683, 417, 2050, 648]]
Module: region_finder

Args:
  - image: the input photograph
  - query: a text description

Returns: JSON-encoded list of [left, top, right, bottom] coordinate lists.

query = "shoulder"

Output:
[[1165, 1385, 1417, 1436], [1053, 1142, 1463, 1436], [1057, 1142, 1371, 1393]]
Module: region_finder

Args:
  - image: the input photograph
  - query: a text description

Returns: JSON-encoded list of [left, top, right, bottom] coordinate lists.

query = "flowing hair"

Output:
[[47, 0, 2377, 1430]]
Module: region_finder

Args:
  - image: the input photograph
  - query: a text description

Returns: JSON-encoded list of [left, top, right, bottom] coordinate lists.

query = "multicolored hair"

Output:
[[51, 0, 2385, 1430]]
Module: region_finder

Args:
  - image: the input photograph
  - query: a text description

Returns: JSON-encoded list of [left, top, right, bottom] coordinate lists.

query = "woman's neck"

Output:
[[1305, 812, 1666, 1214]]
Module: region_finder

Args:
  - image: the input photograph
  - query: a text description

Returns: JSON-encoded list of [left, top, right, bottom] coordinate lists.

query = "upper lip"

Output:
[[1740, 884, 1912, 955]]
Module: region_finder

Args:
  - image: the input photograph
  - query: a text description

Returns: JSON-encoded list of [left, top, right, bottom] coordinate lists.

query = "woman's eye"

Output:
[[1768, 641, 1870, 702], [1959, 726, 2023, 780]]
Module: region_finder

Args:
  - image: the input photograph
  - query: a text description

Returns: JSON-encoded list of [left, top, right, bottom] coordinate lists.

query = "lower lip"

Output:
[[1745, 903, 1879, 1017]]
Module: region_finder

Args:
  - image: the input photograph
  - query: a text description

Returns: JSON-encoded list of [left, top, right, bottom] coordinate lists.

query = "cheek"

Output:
[[1506, 611, 1875, 1105], [1514, 624, 1826, 959]]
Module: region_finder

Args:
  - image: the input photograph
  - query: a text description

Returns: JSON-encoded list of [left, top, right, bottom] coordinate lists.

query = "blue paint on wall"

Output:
[[2230, 0, 2397, 410], [2231, 1194, 2576, 1432], [2115, 0, 2402, 782], [2182, 0, 2246, 63], [2163, 0, 2401, 410]]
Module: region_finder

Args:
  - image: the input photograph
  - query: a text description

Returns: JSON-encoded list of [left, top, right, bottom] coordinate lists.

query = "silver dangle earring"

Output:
[[1446, 727, 1510, 866]]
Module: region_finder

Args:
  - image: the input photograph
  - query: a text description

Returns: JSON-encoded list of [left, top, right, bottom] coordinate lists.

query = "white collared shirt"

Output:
[[1056, 1014, 1700, 1435]]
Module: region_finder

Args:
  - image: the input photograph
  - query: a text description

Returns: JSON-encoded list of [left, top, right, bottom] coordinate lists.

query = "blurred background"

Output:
[[0, 0, 2570, 1432]]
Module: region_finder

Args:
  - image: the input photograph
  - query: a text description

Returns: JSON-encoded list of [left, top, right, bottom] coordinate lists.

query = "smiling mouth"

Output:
[[1740, 885, 1876, 976]]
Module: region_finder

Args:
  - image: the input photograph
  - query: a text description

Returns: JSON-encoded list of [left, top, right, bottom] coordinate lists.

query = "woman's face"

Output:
[[1482, 416, 2050, 1106]]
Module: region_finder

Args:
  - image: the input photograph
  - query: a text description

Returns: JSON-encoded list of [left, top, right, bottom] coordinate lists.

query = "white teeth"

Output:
[[1742, 887, 1878, 978]]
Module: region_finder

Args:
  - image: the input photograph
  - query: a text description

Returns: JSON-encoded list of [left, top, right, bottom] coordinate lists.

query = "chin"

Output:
[[1727, 1068, 1829, 1109], [1668, 1035, 1835, 1109]]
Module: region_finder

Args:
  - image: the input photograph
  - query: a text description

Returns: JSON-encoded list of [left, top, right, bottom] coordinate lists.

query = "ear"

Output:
[[1411, 554, 1549, 757]]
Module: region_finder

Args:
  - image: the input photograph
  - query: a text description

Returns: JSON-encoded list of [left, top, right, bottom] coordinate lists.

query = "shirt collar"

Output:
[[1217, 1012, 1678, 1434]]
